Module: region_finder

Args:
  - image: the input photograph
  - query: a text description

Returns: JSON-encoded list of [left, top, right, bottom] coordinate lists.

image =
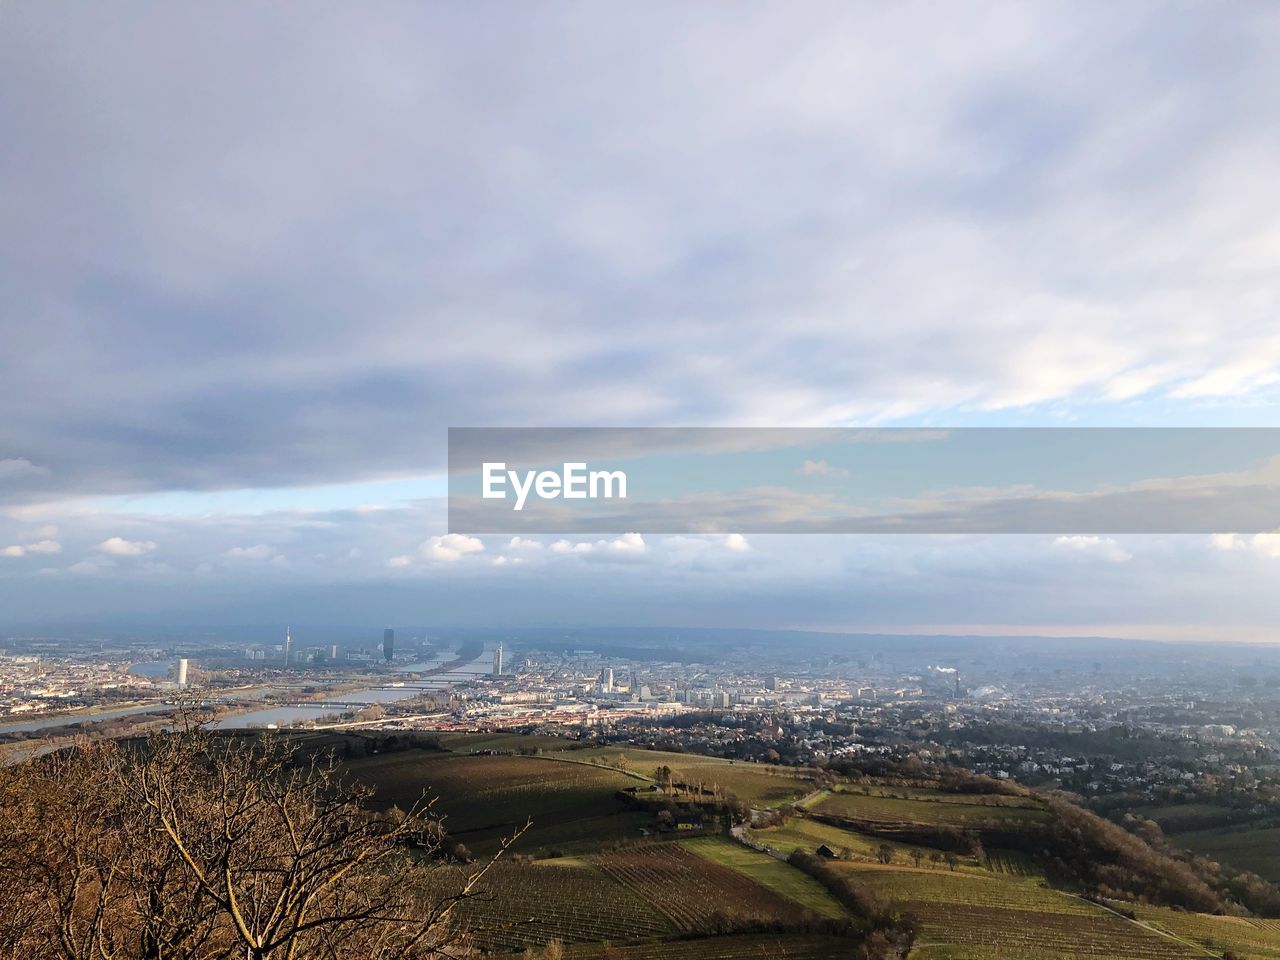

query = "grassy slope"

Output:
[[341, 747, 1280, 959], [550, 746, 814, 807], [810, 788, 1050, 828], [680, 836, 846, 918], [344, 749, 643, 855], [749, 817, 955, 866], [831, 862, 1205, 960], [1177, 823, 1280, 884], [1131, 903, 1280, 960]]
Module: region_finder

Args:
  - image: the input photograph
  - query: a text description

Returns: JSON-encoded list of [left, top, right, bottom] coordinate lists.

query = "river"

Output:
[[0, 645, 494, 736], [207, 645, 495, 730]]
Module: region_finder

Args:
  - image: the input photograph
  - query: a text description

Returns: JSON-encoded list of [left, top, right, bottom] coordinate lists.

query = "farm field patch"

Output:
[[837, 784, 1042, 809], [553, 747, 813, 807], [1175, 823, 1280, 884], [345, 750, 640, 854], [680, 836, 846, 918], [436, 731, 584, 754], [811, 789, 1050, 829], [1129, 903, 1280, 959], [749, 817, 949, 866], [593, 842, 820, 932], [830, 863, 1203, 960], [433, 860, 673, 950]]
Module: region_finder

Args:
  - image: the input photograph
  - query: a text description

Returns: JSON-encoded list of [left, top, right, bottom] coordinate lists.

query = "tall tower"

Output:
[[283, 627, 292, 666], [493, 641, 504, 676], [383, 628, 395, 663], [175, 658, 189, 688]]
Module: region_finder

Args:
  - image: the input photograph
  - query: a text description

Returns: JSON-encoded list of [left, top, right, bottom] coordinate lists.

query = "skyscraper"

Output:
[[175, 658, 189, 688], [283, 627, 291, 666], [493, 641, 504, 676], [383, 628, 395, 663]]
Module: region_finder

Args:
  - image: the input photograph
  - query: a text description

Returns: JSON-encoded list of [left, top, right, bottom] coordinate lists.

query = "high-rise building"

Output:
[[383, 628, 395, 663], [600, 667, 614, 693], [330, 644, 339, 661], [493, 641, 504, 676], [175, 658, 189, 688], [283, 627, 292, 666]]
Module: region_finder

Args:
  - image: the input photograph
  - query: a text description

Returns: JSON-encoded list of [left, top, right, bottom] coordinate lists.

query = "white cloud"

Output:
[[550, 532, 647, 559], [421, 533, 484, 562], [797, 459, 848, 478], [2, 3, 1279, 512], [224, 543, 276, 560], [0, 538, 59, 557], [1052, 535, 1131, 564], [99, 536, 158, 556], [1210, 533, 1240, 551], [386, 554, 413, 568], [724, 533, 751, 553], [505, 536, 544, 553], [1211, 531, 1280, 559]]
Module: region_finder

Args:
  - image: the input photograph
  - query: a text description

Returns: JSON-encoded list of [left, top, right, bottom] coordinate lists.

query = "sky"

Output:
[[2, 2, 1280, 640]]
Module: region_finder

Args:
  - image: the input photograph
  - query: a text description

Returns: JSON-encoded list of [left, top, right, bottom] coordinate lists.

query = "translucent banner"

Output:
[[447, 428, 1280, 534]]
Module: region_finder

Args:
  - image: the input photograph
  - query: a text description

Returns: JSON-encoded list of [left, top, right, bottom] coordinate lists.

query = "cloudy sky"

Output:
[[2, 3, 1280, 639]]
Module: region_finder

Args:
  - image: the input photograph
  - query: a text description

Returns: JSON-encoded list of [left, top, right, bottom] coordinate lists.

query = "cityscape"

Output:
[[5, 2, 1280, 958], [7, 628, 1280, 813]]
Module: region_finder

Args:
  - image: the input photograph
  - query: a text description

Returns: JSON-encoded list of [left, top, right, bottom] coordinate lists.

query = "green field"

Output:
[[1176, 823, 1280, 884], [335, 744, 1280, 959], [810, 788, 1051, 829], [835, 784, 1043, 809], [436, 731, 588, 754], [436, 859, 673, 949], [593, 841, 826, 932], [345, 750, 645, 855], [749, 816, 948, 866], [681, 836, 846, 918], [830, 862, 1205, 960], [551, 747, 814, 807], [983, 848, 1041, 878], [1133, 802, 1242, 833], [1130, 903, 1280, 960]]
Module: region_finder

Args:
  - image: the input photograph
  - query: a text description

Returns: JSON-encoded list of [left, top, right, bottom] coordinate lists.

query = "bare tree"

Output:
[[0, 725, 524, 960]]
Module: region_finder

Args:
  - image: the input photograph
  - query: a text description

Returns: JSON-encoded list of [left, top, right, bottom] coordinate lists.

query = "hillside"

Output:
[[320, 731, 1280, 959]]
